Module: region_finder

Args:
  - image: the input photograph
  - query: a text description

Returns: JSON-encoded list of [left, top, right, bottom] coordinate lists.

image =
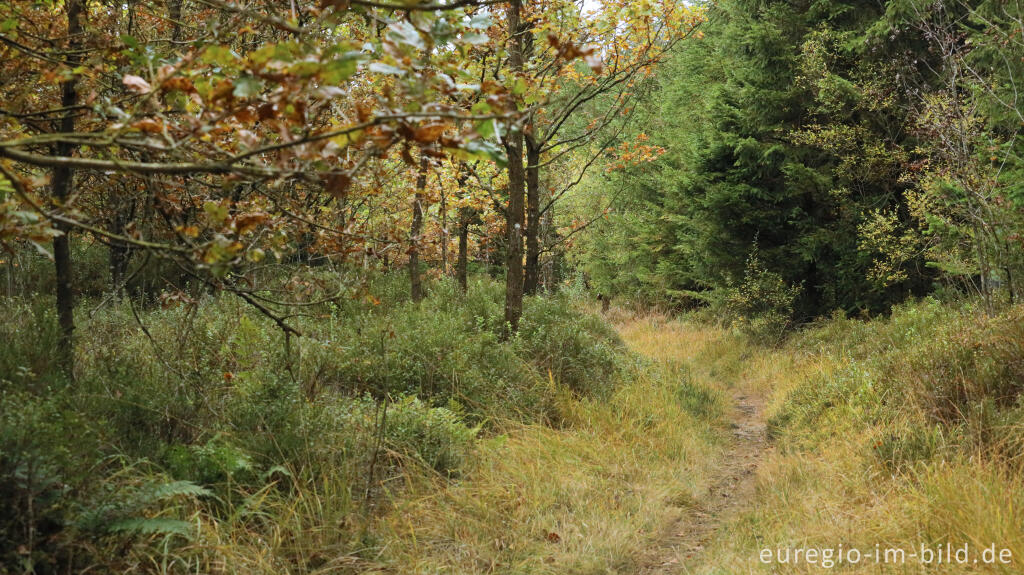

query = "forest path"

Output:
[[635, 368, 769, 573]]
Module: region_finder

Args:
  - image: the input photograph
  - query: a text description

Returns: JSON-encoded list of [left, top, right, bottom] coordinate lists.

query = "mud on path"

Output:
[[637, 390, 768, 573]]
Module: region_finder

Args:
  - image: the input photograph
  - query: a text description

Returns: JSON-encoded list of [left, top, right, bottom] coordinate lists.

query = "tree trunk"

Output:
[[168, 0, 183, 41], [524, 134, 541, 295], [109, 186, 133, 297], [439, 180, 448, 276], [457, 208, 471, 293], [541, 200, 556, 291], [52, 0, 85, 379], [409, 156, 427, 303], [503, 0, 526, 335]]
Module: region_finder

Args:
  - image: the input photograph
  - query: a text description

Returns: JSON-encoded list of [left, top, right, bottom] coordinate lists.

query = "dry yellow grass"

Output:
[[183, 305, 1024, 574], [365, 312, 731, 574], [686, 306, 1024, 574]]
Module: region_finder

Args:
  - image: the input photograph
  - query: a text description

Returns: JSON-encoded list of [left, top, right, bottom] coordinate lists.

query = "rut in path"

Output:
[[637, 390, 768, 574]]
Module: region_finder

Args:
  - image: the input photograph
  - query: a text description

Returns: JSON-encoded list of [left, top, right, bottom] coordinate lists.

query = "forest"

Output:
[[2, 0, 1024, 573]]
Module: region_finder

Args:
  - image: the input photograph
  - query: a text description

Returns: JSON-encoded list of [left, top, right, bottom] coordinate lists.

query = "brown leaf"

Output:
[[545, 532, 561, 543], [131, 118, 164, 133], [161, 76, 195, 93], [123, 74, 152, 94], [235, 212, 269, 235], [211, 79, 235, 103], [325, 173, 352, 197], [234, 107, 257, 123], [413, 123, 446, 143], [257, 102, 278, 120]]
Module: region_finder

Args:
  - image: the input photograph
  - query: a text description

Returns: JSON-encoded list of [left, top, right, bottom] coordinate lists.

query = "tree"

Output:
[[575, 0, 939, 316], [0, 0, 526, 371]]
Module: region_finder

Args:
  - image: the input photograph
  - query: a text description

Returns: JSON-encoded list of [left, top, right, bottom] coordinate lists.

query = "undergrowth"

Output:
[[0, 274, 626, 573], [695, 296, 1024, 574]]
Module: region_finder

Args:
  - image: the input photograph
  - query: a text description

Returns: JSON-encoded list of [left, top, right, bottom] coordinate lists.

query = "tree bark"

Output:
[[168, 0, 183, 41], [409, 156, 427, 303], [457, 208, 470, 293], [503, 0, 526, 335], [541, 199, 556, 290], [439, 179, 448, 276], [52, 0, 85, 379], [108, 182, 135, 296], [524, 134, 541, 295]]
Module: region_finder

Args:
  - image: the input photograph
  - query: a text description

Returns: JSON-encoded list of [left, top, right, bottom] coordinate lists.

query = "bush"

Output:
[[379, 396, 478, 477], [516, 294, 624, 397], [774, 298, 1024, 468], [0, 271, 629, 571], [718, 249, 803, 344]]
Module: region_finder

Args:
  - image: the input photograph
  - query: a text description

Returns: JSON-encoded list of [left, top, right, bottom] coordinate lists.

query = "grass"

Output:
[[7, 270, 1023, 573], [688, 298, 1024, 574], [1, 276, 734, 574], [0, 275, 627, 573], [362, 310, 729, 574]]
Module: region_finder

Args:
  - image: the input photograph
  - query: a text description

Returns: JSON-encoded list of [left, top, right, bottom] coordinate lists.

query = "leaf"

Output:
[[232, 76, 262, 99], [321, 56, 359, 84], [473, 119, 496, 139], [368, 62, 407, 77], [325, 173, 352, 197], [387, 20, 425, 51], [202, 45, 236, 67], [120, 34, 138, 49], [122, 74, 152, 94], [131, 118, 164, 133], [461, 32, 489, 46], [110, 518, 194, 539], [151, 480, 213, 500], [203, 201, 229, 226], [450, 139, 507, 167], [414, 123, 447, 143], [247, 248, 266, 262], [28, 240, 54, 261], [235, 212, 269, 234], [468, 13, 491, 30]]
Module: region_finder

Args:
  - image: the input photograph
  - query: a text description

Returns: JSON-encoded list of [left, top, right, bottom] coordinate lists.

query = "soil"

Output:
[[637, 390, 768, 573]]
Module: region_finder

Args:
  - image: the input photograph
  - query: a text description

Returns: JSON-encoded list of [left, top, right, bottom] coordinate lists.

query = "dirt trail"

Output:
[[637, 390, 768, 573]]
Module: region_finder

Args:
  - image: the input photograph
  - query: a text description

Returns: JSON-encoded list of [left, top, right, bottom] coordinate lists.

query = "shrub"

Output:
[[516, 294, 624, 397], [380, 396, 478, 477], [0, 271, 630, 571], [719, 249, 803, 344]]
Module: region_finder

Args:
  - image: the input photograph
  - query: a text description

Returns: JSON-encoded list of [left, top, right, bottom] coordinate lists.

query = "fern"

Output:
[[151, 480, 212, 501], [109, 517, 194, 539]]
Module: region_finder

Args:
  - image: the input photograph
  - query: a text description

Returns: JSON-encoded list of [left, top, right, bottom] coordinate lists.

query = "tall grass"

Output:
[[693, 297, 1024, 574], [365, 311, 728, 574], [0, 275, 627, 573]]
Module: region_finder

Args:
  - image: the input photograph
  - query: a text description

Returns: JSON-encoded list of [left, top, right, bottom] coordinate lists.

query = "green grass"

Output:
[[6, 273, 1022, 574], [0, 274, 630, 573]]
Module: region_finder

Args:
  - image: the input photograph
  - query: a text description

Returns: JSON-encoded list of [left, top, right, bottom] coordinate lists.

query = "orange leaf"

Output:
[[414, 123, 446, 143], [131, 118, 164, 133], [235, 212, 269, 235]]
